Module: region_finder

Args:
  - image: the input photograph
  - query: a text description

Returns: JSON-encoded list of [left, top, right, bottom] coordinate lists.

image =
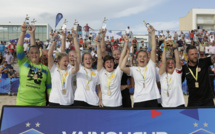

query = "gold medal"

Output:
[[62, 89, 66, 95], [86, 84, 89, 90], [167, 91, 169, 97], [34, 74, 38, 80], [195, 82, 199, 88], [107, 90, 111, 96]]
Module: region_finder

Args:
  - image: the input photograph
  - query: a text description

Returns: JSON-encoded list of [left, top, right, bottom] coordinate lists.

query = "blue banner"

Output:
[[1, 106, 215, 134], [0, 78, 10, 93], [55, 13, 63, 28]]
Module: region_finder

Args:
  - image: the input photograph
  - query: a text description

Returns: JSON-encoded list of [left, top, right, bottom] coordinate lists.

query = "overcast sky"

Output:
[[1, 0, 215, 34]]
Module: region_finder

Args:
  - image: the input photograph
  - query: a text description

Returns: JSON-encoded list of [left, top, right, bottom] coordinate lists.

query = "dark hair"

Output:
[[103, 55, 114, 66], [186, 45, 197, 54], [136, 50, 148, 58], [28, 45, 39, 53], [82, 52, 92, 62]]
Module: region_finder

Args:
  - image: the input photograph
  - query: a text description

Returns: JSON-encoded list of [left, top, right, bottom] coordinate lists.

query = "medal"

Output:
[[86, 84, 89, 90], [138, 66, 147, 89], [34, 74, 38, 80], [84, 68, 92, 90], [195, 82, 199, 88], [188, 66, 199, 88], [107, 90, 111, 96], [167, 91, 169, 97], [62, 89, 66, 95]]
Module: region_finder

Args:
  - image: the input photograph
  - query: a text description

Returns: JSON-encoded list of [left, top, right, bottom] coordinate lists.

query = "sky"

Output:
[[1, 0, 215, 34]]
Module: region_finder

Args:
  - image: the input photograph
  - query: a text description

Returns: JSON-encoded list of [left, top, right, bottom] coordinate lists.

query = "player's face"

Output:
[[136, 51, 148, 67], [104, 59, 114, 72], [58, 56, 69, 70], [113, 50, 121, 64], [166, 59, 175, 74], [28, 47, 40, 64], [187, 49, 198, 64], [83, 54, 92, 69], [69, 51, 76, 66]]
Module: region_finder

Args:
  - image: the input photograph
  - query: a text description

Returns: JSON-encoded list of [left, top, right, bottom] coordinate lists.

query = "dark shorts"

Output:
[[188, 99, 214, 107], [49, 102, 73, 107], [73, 100, 97, 107], [133, 99, 159, 108]]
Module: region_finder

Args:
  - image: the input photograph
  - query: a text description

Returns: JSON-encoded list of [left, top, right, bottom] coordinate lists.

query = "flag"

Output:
[[55, 13, 63, 28]]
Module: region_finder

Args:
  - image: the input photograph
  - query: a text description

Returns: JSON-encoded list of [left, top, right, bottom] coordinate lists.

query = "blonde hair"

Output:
[[56, 52, 68, 62]]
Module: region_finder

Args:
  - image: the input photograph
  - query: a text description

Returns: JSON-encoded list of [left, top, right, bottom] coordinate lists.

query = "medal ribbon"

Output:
[[84, 68, 93, 85], [107, 72, 114, 89], [188, 66, 198, 81], [31, 63, 42, 74], [59, 67, 68, 88], [166, 74, 172, 90], [138, 66, 147, 82]]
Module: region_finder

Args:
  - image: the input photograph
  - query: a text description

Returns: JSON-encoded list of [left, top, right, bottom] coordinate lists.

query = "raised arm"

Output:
[[18, 22, 27, 46], [173, 42, 181, 69], [48, 33, 58, 70], [159, 40, 168, 75], [28, 25, 36, 46], [61, 30, 66, 53], [71, 56, 79, 74], [119, 36, 129, 67], [148, 26, 156, 63], [100, 29, 107, 58], [71, 28, 81, 65], [96, 35, 103, 72], [120, 49, 130, 75]]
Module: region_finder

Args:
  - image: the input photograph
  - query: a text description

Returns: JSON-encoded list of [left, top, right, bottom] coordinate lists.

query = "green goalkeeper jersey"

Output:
[[16, 44, 51, 106]]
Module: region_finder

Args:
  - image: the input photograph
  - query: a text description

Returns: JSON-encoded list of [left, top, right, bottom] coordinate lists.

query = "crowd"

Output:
[[2, 21, 215, 108], [0, 41, 18, 78]]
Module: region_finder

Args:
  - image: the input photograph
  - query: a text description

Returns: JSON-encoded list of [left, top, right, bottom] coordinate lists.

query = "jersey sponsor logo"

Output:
[[27, 69, 43, 85]]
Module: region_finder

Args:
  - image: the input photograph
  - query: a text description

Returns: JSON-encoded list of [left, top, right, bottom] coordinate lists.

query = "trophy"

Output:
[[102, 17, 108, 31], [62, 19, 68, 32], [143, 20, 150, 28], [73, 19, 78, 32], [25, 14, 30, 28], [31, 18, 36, 25]]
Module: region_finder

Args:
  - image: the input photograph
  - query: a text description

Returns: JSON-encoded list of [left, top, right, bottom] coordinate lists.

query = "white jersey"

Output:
[[99, 66, 123, 107], [159, 68, 185, 107], [49, 64, 74, 105], [129, 60, 160, 103], [74, 65, 100, 106]]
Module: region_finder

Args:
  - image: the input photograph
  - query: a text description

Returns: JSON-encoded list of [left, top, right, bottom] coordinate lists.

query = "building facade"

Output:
[[179, 9, 215, 31], [0, 23, 52, 43]]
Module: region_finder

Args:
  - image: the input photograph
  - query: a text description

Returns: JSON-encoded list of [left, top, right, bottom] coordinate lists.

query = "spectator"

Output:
[[23, 40, 29, 53], [44, 40, 51, 49], [110, 36, 115, 44], [83, 23, 93, 38], [65, 39, 71, 53], [8, 66, 17, 78], [125, 26, 132, 37], [77, 24, 82, 38], [0, 53, 3, 65], [105, 41, 112, 56], [3, 51, 14, 68], [40, 49, 48, 66], [111, 41, 120, 52], [8, 41, 15, 57], [0, 41, 5, 55], [0, 61, 9, 78], [132, 37, 138, 53]]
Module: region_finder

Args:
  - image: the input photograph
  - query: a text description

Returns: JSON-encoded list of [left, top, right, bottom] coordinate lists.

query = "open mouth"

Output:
[[168, 66, 173, 69], [140, 60, 145, 64]]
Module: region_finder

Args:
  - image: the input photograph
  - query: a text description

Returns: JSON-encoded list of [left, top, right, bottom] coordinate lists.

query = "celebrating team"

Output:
[[16, 22, 215, 108]]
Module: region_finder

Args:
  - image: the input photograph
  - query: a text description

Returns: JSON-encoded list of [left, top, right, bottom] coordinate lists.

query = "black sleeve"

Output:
[[182, 65, 186, 83], [202, 57, 212, 67]]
